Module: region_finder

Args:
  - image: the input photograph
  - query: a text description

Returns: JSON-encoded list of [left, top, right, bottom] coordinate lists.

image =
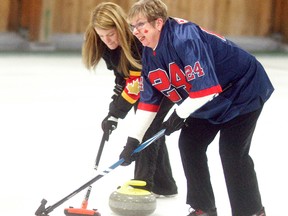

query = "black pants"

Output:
[[134, 98, 178, 195], [179, 108, 263, 216]]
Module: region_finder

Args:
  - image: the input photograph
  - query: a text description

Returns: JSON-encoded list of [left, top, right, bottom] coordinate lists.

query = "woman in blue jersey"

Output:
[[119, 0, 274, 215], [82, 2, 177, 197]]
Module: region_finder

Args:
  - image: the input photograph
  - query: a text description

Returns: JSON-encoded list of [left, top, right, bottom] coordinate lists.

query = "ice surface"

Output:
[[0, 53, 287, 216]]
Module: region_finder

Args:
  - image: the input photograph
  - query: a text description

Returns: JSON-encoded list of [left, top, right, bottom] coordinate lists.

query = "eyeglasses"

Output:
[[129, 21, 150, 32]]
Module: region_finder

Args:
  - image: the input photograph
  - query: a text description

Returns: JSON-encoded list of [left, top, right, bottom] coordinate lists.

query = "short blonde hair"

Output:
[[128, 0, 168, 23]]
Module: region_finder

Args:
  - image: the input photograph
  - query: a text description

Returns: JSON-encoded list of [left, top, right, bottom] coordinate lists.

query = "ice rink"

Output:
[[0, 52, 287, 216]]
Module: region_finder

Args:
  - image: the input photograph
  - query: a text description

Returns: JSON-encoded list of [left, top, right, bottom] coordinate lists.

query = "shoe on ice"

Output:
[[187, 208, 217, 216], [253, 207, 265, 216], [151, 192, 177, 198]]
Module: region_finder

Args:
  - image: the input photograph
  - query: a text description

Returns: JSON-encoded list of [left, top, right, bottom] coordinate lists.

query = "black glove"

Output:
[[119, 137, 140, 166], [101, 114, 118, 141], [162, 109, 186, 135]]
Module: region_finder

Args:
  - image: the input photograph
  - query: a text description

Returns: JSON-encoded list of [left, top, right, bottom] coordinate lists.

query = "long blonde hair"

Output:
[[82, 2, 141, 77]]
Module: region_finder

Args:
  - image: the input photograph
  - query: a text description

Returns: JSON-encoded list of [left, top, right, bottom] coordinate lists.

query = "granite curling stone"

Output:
[[109, 180, 156, 216]]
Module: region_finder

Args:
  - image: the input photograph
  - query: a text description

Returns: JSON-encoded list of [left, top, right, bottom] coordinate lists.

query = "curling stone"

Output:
[[109, 180, 156, 216]]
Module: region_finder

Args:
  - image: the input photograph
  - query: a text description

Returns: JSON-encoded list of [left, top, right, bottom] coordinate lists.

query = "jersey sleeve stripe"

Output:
[[129, 70, 141, 76], [189, 85, 222, 98], [121, 91, 139, 104], [138, 102, 159, 112]]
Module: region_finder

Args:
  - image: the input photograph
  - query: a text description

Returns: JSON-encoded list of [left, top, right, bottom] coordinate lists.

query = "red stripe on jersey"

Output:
[[138, 102, 159, 112], [190, 85, 222, 98]]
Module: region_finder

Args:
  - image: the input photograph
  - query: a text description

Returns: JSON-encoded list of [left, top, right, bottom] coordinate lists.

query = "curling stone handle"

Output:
[[125, 180, 146, 188]]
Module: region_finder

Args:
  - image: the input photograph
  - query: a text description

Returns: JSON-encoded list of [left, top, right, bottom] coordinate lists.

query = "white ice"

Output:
[[0, 53, 287, 216]]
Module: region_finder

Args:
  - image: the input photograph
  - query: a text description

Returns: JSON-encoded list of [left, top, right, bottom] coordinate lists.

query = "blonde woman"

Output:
[[82, 2, 177, 197]]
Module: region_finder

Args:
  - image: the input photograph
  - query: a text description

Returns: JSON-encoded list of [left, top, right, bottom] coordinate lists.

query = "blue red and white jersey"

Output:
[[139, 17, 274, 123]]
